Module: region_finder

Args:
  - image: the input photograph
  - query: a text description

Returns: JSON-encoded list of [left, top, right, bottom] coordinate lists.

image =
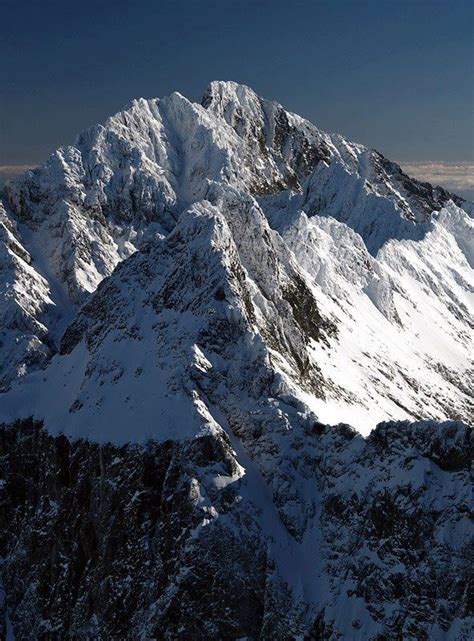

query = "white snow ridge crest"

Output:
[[0, 80, 472, 431], [0, 80, 472, 640]]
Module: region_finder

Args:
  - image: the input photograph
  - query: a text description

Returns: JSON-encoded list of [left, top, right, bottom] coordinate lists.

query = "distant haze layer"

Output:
[[398, 161, 474, 202], [0, 166, 36, 189]]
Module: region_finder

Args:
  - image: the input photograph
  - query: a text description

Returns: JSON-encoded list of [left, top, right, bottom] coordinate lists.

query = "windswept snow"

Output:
[[0, 80, 472, 436], [264, 203, 473, 431]]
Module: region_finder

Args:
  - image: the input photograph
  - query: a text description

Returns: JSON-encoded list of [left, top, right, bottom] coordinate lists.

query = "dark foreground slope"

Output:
[[1, 419, 472, 641]]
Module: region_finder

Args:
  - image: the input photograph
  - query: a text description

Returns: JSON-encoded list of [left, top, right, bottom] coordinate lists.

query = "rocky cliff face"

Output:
[[1, 418, 472, 640], [0, 81, 472, 639]]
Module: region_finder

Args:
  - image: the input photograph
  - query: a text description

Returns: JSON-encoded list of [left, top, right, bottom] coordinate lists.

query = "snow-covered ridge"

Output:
[[0, 80, 472, 430]]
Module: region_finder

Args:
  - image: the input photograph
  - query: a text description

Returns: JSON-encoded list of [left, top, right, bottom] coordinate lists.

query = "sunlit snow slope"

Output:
[[0, 80, 472, 435]]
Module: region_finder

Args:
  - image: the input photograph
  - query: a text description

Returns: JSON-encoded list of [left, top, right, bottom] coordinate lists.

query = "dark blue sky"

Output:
[[2, 0, 473, 165]]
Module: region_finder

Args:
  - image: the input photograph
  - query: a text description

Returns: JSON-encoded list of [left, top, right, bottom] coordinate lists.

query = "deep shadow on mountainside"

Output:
[[0, 418, 472, 640]]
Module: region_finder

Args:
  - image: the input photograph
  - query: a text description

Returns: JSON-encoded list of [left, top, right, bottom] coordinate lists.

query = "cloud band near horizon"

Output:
[[398, 161, 474, 201]]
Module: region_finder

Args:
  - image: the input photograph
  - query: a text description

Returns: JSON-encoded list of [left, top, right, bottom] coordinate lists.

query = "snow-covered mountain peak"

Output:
[[0, 80, 472, 431], [202, 79, 334, 191]]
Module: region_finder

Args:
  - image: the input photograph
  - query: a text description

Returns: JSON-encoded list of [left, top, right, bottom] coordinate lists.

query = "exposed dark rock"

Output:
[[0, 419, 472, 640]]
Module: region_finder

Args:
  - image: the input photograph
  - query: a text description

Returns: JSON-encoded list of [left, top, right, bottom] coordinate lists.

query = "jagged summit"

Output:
[[0, 80, 472, 428]]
